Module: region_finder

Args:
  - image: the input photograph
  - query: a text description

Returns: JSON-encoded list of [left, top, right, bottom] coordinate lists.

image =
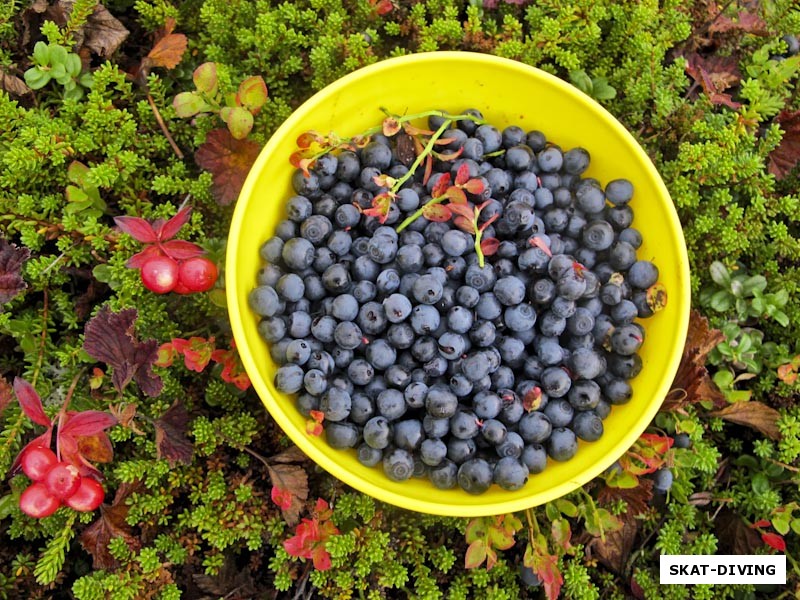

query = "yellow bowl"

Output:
[[227, 51, 690, 517]]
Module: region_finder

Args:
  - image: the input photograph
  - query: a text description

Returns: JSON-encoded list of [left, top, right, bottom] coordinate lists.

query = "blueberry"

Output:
[[285, 339, 312, 365], [376, 269, 401, 295], [610, 323, 645, 355], [607, 353, 643, 379], [334, 321, 363, 350], [493, 276, 526, 306], [257, 264, 283, 287], [447, 305, 474, 334], [548, 427, 578, 461], [403, 381, 428, 409], [449, 373, 473, 397], [457, 458, 494, 494], [521, 444, 548, 474], [543, 398, 574, 428], [249, 286, 283, 317], [386, 323, 415, 349], [307, 350, 335, 375], [331, 346, 354, 370], [420, 438, 448, 466], [319, 387, 352, 422], [411, 335, 438, 363], [568, 348, 606, 380], [537, 147, 563, 173], [426, 384, 459, 418], [541, 366, 572, 398], [605, 178, 634, 205], [465, 264, 497, 293], [567, 379, 601, 411], [627, 260, 659, 289], [450, 410, 480, 440], [282, 237, 316, 270], [572, 411, 604, 442], [423, 414, 450, 439], [475, 292, 503, 321], [437, 332, 467, 361], [618, 227, 643, 248], [610, 299, 638, 325], [260, 236, 284, 263], [358, 301, 388, 335], [493, 457, 529, 491], [258, 317, 287, 343], [441, 229, 470, 257], [377, 388, 407, 421], [395, 245, 424, 273], [653, 467, 674, 493], [538, 311, 567, 337], [410, 304, 441, 335], [347, 359, 375, 386], [274, 364, 304, 393], [496, 431, 524, 458], [383, 448, 415, 482], [673, 433, 692, 449], [394, 419, 425, 451], [575, 184, 606, 214], [326, 422, 360, 449], [562, 147, 590, 174], [518, 411, 553, 444], [412, 274, 444, 305], [357, 444, 383, 467], [429, 459, 458, 489], [582, 220, 615, 251], [300, 214, 332, 245]]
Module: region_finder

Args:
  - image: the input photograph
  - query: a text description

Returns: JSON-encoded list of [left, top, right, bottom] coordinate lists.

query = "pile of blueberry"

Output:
[[249, 109, 661, 495]]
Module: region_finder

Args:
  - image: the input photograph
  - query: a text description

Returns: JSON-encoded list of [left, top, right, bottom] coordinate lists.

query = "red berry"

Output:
[[43, 462, 82, 500], [20, 446, 58, 482], [65, 477, 105, 512], [140, 255, 180, 294], [172, 280, 192, 295], [178, 257, 218, 293], [20, 482, 61, 519]]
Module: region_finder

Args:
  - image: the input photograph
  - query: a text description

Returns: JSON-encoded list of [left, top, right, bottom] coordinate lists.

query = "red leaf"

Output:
[[271, 486, 293, 511], [448, 204, 475, 222], [708, 11, 767, 35], [434, 148, 464, 161], [289, 151, 315, 177], [296, 132, 321, 149], [422, 203, 452, 222], [443, 186, 467, 204], [455, 162, 471, 186], [13, 377, 51, 427], [159, 239, 205, 260], [60, 411, 117, 437], [0, 239, 31, 305], [431, 173, 452, 198], [267, 463, 309, 526], [454, 216, 474, 233], [125, 245, 162, 269], [145, 32, 187, 70], [83, 307, 163, 397], [752, 519, 772, 528], [154, 400, 193, 466], [156, 206, 192, 241], [479, 213, 499, 233], [195, 129, 261, 206], [761, 532, 786, 552], [462, 178, 485, 195], [684, 53, 742, 110], [480, 237, 500, 257], [113, 216, 158, 244], [529, 236, 553, 257], [769, 110, 800, 180]]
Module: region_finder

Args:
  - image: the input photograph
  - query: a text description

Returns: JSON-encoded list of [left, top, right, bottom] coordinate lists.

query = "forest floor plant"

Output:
[[1, 0, 800, 598]]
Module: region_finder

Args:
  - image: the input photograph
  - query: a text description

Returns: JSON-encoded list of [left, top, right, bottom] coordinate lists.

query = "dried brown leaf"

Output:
[[709, 401, 782, 440], [154, 401, 193, 466], [73, 2, 130, 58], [395, 130, 417, 167], [597, 477, 654, 517], [684, 52, 742, 109], [716, 508, 763, 554], [663, 310, 726, 411], [0, 67, 31, 96], [708, 11, 768, 36], [768, 110, 800, 181], [266, 463, 308, 527], [0, 239, 31, 308], [144, 33, 188, 70], [194, 129, 261, 206], [80, 482, 142, 570], [268, 445, 309, 465]]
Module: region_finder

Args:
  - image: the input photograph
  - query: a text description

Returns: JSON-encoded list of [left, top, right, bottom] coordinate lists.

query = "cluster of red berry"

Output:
[[140, 254, 218, 294], [114, 206, 219, 295], [18, 446, 104, 518]]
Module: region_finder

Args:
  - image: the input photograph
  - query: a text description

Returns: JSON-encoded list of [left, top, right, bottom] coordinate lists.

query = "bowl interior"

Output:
[[227, 52, 690, 517]]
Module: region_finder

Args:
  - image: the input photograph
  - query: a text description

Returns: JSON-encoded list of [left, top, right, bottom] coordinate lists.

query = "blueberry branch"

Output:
[[395, 193, 447, 233]]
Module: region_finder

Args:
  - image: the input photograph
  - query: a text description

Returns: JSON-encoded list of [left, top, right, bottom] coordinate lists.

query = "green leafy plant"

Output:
[[173, 62, 268, 139], [701, 261, 790, 327], [568, 69, 617, 101], [23, 42, 93, 101]]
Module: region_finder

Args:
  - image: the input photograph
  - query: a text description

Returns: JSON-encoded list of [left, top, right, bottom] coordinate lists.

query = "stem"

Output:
[[396, 195, 446, 233], [56, 370, 84, 461], [390, 118, 453, 193], [147, 93, 184, 159], [474, 228, 485, 268], [32, 288, 49, 388]]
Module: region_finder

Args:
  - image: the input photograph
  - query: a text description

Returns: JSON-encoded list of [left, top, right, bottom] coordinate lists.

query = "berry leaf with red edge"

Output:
[[153, 400, 193, 466], [113, 216, 158, 244], [382, 117, 401, 137], [761, 532, 786, 552], [289, 152, 315, 177], [480, 237, 500, 257], [479, 213, 499, 233], [454, 163, 471, 186], [211, 343, 251, 390], [144, 30, 187, 70], [13, 377, 52, 427], [83, 306, 163, 397], [296, 131, 322, 149], [126, 245, 163, 269], [443, 186, 467, 204], [195, 128, 261, 206], [462, 178, 485, 195], [524, 539, 563, 600], [58, 410, 117, 477], [192, 62, 217, 95], [361, 193, 394, 224], [422, 203, 452, 222], [60, 411, 117, 438], [220, 106, 254, 140], [434, 148, 464, 161], [236, 76, 268, 113], [267, 463, 309, 527], [431, 173, 452, 197], [464, 538, 487, 569], [0, 239, 31, 306], [447, 203, 475, 221]]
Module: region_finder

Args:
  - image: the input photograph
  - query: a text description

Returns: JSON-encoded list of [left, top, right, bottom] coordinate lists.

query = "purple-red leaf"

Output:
[[159, 239, 205, 260], [113, 216, 158, 244], [480, 237, 500, 256], [454, 162, 471, 186], [83, 307, 163, 397], [462, 178, 485, 195], [769, 110, 800, 180], [156, 206, 192, 241], [444, 186, 467, 204], [422, 203, 452, 222], [0, 239, 31, 306], [154, 400, 193, 466], [60, 411, 118, 437], [447, 203, 475, 221], [195, 128, 261, 206], [454, 216, 474, 233], [13, 377, 51, 427], [431, 173, 452, 198]]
